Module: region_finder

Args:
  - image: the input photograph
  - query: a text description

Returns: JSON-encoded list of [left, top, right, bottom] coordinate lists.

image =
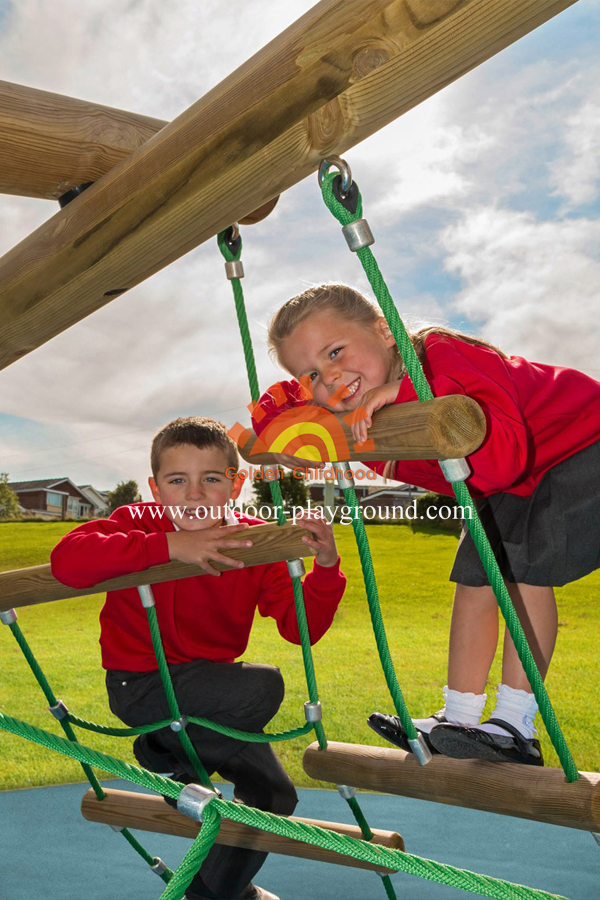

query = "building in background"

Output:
[[7, 478, 103, 520]]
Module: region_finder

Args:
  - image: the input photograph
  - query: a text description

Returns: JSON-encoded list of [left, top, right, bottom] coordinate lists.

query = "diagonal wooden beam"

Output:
[[0, 80, 166, 201], [0, 523, 314, 611], [0, 0, 577, 372]]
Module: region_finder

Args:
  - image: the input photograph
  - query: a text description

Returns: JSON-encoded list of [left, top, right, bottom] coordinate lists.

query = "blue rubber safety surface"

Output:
[[0, 779, 598, 900]]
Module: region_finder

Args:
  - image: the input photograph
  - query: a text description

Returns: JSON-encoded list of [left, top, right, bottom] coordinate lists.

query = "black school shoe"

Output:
[[427, 717, 544, 766], [367, 711, 446, 753]]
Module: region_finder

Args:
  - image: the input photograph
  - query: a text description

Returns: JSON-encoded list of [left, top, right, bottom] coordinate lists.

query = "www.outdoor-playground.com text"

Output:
[[128, 500, 471, 526]]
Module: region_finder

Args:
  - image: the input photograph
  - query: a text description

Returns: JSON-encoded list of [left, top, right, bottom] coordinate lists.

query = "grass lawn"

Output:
[[1, 520, 598, 793]]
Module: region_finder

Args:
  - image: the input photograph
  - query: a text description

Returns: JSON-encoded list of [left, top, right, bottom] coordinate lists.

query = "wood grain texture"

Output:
[[303, 741, 600, 832], [0, 523, 314, 611], [239, 396, 486, 464], [0, 80, 166, 200], [80, 788, 404, 872], [0, 0, 577, 371]]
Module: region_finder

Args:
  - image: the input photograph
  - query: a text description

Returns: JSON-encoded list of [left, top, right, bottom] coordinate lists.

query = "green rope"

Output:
[[145, 604, 214, 789], [66, 710, 313, 742], [0, 713, 569, 900], [8, 620, 105, 797], [338, 482, 417, 740], [218, 226, 395, 895], [321, 170, 579, 782], [158, 805, 221, 900], [6, 620, 171, 878]]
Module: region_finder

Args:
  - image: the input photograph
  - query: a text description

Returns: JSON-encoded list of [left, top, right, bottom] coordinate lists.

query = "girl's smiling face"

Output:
[[279, 312, 396, 411]]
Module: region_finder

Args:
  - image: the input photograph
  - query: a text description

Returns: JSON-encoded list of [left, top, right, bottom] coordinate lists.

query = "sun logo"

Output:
[[228, 378, 376, 462]]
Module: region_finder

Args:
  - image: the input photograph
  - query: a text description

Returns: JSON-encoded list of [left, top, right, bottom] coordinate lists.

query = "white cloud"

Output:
[[0, 1, 598, 493], [442, 207, 600, 374]]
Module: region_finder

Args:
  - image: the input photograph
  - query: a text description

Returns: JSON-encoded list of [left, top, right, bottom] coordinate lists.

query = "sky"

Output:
[[0, 0, 599, 500]]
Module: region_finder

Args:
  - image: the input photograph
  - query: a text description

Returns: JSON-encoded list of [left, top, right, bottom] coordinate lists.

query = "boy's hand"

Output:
[[295, 510, 338, 568], [166, 523, 253, 576], [350, 381, 402, 444]]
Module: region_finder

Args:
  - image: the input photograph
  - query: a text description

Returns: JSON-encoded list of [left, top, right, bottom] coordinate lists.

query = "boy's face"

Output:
[[149, 443, 242, 532]]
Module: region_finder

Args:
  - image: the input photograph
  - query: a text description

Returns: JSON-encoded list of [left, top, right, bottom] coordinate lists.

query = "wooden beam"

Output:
[[303, 741, 600, 832], [0, 80, 166, 201], [0, 523, 314, 611], [238, 396, 485, 465], [0, 0, 577, 372], [81, 787, 404, 873]]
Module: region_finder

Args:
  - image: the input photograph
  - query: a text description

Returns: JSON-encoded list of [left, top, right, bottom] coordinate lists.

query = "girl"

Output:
[[252, 283, 600, 765]]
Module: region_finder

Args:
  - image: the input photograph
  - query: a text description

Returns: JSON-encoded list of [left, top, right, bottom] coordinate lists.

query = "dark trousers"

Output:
[[106, 660, 298, 899]]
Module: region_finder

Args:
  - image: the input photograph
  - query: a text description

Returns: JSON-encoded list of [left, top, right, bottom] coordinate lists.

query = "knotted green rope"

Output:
[[321, 169, 578, 782], [217, 226, 392, 895], [0, 713, 569, 900], [5, 619, 173, 883]]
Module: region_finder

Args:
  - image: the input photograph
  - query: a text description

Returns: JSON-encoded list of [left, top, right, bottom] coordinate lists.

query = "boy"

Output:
[[51, 416, 345, 900]]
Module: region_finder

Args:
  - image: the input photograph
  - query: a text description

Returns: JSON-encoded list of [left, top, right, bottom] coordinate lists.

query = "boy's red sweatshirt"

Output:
[[51, 505, 346, 671]]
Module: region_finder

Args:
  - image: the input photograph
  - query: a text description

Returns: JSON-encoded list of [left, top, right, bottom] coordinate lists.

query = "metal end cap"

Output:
[[49, 700, 69, 721], [137, 585, 156, 608], [336, 784, 356, 800], [176, 783, 219, 822], [225, 259, 244, 280], [0, 608, 17, 625], [287, 558, 306, 579], [170, 716, 188, 733], [438, 457, 471, 483], [342, 218, 374, 252], [304, 700, 322, 723], [408, 734, 433, 766], [109, 824, 124, 833], [150, 857, 168, 876], [335, 464, 354, 490]]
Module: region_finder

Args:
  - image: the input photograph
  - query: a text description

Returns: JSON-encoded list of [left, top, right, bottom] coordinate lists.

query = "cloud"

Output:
[[0, 1, 598, 494], [442, 207, 600, 374]]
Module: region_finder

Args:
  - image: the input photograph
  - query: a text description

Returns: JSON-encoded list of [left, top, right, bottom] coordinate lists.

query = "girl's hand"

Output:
[[295, 509, 339, 568], [351, 381, 402, 445], [166, 523, 253, 576]]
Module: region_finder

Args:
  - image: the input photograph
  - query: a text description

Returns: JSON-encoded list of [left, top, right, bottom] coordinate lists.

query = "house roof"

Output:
[[8, 478, 71, 492], [8, 478, 93, 502]]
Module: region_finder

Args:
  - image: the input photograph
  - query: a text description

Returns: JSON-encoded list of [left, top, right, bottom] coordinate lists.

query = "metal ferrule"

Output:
[[262, 464, 279, 480], [176, 783, 218, 822], [592, 832, 600, 848], [150, 857, 168, 876], [109, 824, 124, 833], [49, 700, 69, 720], [408, 734, 433, 766], [336, 784, 356, 800], [137, 585, 156, 608], [439, 457, 471, 483], [304, 700, 322, 723], [287, 558, 305, 579], [0, 608, 17, 625], [342, 218, 374, 252], [335, 464, 354, 491], [225, 260, 244, 280], [170, 716, 188, 733]]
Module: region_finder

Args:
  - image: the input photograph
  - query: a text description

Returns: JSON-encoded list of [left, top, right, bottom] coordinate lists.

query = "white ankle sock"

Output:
[[412, 713, 445, 735], [440, 685, 487, 727], [477, 683, 538, 739]]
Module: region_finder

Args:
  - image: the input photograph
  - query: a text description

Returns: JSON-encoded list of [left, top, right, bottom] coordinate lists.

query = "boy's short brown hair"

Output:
[[151, 417, 239, 478]]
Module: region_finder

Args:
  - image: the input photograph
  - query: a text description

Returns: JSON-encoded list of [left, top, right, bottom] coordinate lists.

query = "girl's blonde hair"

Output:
[[268, 284, 506, 379]]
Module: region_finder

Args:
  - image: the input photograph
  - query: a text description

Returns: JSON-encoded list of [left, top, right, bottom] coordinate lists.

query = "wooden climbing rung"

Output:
[[81, 787, 404, 873], [239, 396, 486, 465], [0, 523, 314, 612], [303, 741, 600, 832]]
